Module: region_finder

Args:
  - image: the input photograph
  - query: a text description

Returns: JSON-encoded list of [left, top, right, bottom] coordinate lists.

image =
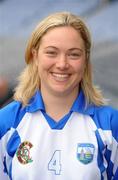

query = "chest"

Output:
[[8, 112, 103, 179]]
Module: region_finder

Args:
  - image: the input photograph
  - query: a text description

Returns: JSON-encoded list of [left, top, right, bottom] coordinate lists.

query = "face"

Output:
[[33, 26, 86, 97]]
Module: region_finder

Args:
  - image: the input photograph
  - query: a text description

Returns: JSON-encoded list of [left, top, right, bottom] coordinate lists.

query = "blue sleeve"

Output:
[[0, 101, 26, 179], [110, 108, 118, 141], [0, 101, 25, 139], [92, 106, 118, 179], [107, 108, 118, 180]]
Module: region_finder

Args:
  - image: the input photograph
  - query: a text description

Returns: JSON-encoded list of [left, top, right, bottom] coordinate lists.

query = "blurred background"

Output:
[[0, 0, 118, 108]]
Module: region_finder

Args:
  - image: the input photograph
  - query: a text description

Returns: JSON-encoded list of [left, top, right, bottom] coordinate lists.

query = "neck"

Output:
[[41, 89, 79, 121]]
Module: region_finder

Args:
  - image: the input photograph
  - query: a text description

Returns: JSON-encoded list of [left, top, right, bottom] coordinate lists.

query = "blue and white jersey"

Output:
[[0, 90, 118, 180]]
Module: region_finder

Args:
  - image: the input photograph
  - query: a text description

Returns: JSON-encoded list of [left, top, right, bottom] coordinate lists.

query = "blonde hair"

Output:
[[14, 12, 105, 106]]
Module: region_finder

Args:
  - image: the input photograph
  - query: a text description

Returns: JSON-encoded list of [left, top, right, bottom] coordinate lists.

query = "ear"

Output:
[[32, 49, 38, 66]]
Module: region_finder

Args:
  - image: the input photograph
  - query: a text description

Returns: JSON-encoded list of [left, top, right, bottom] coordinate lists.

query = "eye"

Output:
[[45, 51, 57, 57], [68, 52, 81, 60]]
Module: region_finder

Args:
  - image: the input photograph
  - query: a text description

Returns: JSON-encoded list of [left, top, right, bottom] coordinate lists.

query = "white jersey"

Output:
[[0, 90, 118, 180]]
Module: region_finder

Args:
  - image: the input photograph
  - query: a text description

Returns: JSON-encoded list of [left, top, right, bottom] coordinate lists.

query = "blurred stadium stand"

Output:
[[0, 0, 118, 108]]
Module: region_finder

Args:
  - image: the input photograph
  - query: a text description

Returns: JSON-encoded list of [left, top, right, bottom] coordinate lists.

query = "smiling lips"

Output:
[[51, 72, 70, 82]]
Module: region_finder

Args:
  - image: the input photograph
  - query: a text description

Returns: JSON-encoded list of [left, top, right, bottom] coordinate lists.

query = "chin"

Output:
[[51, 88, 73, 97]]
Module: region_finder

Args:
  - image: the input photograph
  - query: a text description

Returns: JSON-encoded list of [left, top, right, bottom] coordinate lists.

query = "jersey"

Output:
[[0, 90, 118, 180]]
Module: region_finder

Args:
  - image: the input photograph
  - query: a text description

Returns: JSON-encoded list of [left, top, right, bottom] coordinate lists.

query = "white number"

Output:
[[48, 150, 61, 175]]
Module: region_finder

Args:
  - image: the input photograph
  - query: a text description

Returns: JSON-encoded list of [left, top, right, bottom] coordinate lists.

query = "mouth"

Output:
[[51, 72, 70, 81]]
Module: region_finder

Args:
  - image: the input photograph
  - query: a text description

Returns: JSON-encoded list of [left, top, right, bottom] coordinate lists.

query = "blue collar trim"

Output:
[[26, 90, 95, 115]]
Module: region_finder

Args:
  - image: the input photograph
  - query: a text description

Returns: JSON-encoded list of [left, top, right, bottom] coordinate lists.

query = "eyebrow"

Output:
[[44, 46, 84, 52], [44, 46, 58, 50], [68, 48, 84, 52]]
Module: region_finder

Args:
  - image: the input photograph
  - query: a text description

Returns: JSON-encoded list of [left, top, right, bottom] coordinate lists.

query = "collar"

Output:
[[26, 91, 45, 112], [71, 90, 95, 115], [26, 90, 95, 115]]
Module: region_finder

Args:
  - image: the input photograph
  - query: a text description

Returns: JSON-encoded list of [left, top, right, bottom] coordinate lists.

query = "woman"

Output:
[[0, 12, 118, 180]]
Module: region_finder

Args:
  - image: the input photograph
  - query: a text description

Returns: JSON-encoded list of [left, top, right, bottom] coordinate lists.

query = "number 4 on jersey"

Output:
[[48, 150, 61, 175]]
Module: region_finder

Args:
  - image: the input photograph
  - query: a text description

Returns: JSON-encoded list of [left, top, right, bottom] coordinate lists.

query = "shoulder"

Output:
[[94, 105, 118, 117], [94, 105, 118, 120], [0, 101, 26, 139], [92, 105, 118, 141]]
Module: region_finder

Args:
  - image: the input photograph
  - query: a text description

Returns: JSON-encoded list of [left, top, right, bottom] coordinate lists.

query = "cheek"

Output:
[[73, 61, 85, 75], [37, 59, 54, 73]]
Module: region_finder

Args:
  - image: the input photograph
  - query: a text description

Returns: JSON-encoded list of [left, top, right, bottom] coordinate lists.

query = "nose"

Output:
[[56, 55, 69, 70]]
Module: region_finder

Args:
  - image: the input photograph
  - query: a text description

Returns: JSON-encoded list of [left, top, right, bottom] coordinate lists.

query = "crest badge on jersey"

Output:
[[77, 143, 95, 164], [16, 141, 33, 164]]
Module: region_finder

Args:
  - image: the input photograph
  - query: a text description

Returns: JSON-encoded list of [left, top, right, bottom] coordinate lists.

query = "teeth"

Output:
[[51, 73, 69, 82], [52, 73, 69, 78]]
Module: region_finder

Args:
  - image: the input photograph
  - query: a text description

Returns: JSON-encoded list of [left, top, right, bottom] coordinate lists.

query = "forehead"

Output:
[[40, 26, 85, 48]]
